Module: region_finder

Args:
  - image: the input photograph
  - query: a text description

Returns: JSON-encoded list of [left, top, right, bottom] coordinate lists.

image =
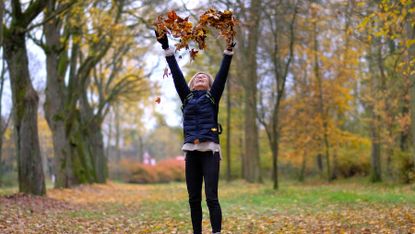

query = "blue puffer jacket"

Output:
[[165, 49, 233, 144], [182, 90, 220, 144]]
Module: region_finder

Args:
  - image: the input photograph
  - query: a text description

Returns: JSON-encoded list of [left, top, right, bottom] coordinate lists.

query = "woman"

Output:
[[155, 31, 234, 234]]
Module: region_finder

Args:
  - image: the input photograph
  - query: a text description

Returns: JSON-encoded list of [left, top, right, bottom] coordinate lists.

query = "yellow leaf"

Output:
[[407, 39, 415, 47]]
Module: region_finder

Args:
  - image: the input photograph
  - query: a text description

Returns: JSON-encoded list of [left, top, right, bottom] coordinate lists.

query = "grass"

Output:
[[0, 178, 55, 196], [1, 177, 414, 233]]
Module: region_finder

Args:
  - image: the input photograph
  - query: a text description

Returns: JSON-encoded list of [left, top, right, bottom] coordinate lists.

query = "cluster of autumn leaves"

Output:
[[1, 181, 414, 233], [154, 8, 238, 60], [153, 8, 238, 104]]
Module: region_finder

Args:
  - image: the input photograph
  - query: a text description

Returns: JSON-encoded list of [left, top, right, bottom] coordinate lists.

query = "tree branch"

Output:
[[21, 0, 48, 28], [26, 0, 76, 32]]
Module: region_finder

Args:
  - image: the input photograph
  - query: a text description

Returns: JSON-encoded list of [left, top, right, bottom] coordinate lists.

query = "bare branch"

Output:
[[26, 0, 76, 32]]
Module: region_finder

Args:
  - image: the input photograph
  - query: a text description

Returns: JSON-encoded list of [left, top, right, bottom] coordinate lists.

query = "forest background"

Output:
[[0, 0, 414, 193]]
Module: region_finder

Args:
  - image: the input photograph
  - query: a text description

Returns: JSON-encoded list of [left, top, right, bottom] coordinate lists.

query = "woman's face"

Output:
[[192, 73, 210, 90]]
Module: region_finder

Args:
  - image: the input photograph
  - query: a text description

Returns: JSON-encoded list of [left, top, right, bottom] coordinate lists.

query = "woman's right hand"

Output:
[[226, 41, 236, 51], [154, 30, 169, 50]]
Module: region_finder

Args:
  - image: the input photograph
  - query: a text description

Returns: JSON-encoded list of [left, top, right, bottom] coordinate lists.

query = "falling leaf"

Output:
[[163, 67, 170, 79], [155, 97, 161, 104], [189, 49, 199, 61]]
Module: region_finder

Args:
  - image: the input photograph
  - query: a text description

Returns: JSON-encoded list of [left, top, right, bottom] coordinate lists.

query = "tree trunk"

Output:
[[64, 16, 98, 184], [330, 143, 338, 180], [407, 6, 415, 172], [239, 136, 244, 179], [0, 0, 3, 45], [115, 105, 121, 162], [0, 118, 4, 186], [105, 111, 112, 161], [272, 136, 279, 189], [243, 0, 262, 183], [376, 37, 394, 178], [226, 74, 232, 182], [66, 39, 95, 184], [3, 30, 46, 195], [316, 153, 323, 174], [80, 86, 107, 183], [68, 111, 96, 184], [44, 0, 75, 188], [87, 119, 107, 183], [299, 150, 306, 182], [370, 121, 382, 182], [0, 0, 4, 187], [368, 45, 382, 182], [400, 102, 409, 152], [312, 10, 331, 182]]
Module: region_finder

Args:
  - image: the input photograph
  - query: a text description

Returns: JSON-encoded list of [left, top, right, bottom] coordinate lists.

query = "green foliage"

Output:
[[393, 149, 415, 184], [0, 170, 17, 188], [337, 158, 370, 178], [336, 147, 371, 178]]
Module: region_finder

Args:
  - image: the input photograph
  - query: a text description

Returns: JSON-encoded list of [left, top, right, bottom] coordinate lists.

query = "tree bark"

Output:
[[79, 83, 107, 183], [0, 0, 3, 186], [3, 28, 46, 195], [63, 0, 124, 184], [67, 111, 96, 184], [407, 5, 415, 172], [316, 153, 323, 174], [400, 101, 409, 152], [312, 7, 331, 182], [44, 0, 75, 188], [376, 36, 394, 178], [272, 136, 279, 188], [368, 44, 382, 182], [115, 105, 121, 162], [299, 150, 306, 182], [88, 120, 107, 183], [226, 74, 232, 182], [243, 0, 262, 183], [331, 143, 338, 180]]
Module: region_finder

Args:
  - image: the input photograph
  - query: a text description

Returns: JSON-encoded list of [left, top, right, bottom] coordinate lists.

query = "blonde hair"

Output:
[[188, 72, 214, 90]]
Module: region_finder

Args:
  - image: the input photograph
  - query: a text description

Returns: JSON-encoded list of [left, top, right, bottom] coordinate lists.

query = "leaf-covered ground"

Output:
[[1, 179, 415, 233]]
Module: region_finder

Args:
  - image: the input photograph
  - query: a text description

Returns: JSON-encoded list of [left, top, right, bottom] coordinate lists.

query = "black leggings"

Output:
[[185, 150, 222, 234]]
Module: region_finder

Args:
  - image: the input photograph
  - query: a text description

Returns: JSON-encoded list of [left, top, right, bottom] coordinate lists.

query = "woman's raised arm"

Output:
[[209, 48, 234, 103], [165, 49, 191, 103], [155, 30, 190, 103]]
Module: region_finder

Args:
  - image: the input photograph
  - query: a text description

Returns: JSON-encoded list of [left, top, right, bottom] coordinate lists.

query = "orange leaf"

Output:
[[155, 97, 161, 104], [189, 49, 199, 61]]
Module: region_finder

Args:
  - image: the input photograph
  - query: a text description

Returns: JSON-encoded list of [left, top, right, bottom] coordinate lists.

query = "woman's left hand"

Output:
[[227, 41, 236, 51]]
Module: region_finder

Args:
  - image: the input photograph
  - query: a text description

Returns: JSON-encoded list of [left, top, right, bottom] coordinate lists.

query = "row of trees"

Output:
[[0, 0, 173, 194], [202, 0, 415, 189], [1, 0, 414, 194]]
